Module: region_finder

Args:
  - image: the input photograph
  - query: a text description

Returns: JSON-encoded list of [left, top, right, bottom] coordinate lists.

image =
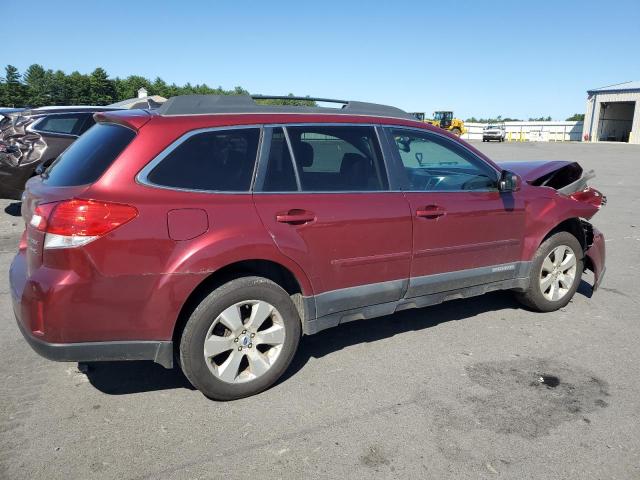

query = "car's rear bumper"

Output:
[[585, 227, 606, 291], [10, 250, 174, 368], [13, 314, 174, 368]]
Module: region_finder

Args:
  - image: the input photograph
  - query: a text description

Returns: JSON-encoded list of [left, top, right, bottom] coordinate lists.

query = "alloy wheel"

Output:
[[539, 245, 577, 301], [203, 300, 286, 383]]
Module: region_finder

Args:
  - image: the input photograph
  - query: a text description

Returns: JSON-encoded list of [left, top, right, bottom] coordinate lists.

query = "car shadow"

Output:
[[4, 202, 21, 217], [84, 360, 195, 395], [85, 282, 595, 395]]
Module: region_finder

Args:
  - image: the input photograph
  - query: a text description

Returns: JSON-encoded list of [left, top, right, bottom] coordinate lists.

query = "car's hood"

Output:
[[496, 160, 574, 182], [497, 160, 603, 209]]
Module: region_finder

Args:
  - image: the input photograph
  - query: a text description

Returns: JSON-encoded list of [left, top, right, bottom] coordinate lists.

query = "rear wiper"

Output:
[[35, 163, 49, 179]]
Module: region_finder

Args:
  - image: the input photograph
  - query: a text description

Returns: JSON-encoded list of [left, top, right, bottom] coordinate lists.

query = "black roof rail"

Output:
[[251, 95, 349, 104], [155, 94, 414, 120]]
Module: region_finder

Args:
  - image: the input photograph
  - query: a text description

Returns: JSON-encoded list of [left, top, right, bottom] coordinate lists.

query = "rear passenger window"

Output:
[[33, 114, 87, 135], [286, 126, 387, 191], [263, 127, 297, 191], [147, 128, 260, 191]]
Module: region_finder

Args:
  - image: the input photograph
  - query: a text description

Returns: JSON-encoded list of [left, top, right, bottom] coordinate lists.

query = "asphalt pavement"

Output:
[[1, 141, 638, 479]]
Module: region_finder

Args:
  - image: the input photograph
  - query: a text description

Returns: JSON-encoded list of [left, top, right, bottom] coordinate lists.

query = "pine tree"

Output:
[[89, 67, 116, 105], [24, 64, 50, 107], [3, 65, 25, 107]]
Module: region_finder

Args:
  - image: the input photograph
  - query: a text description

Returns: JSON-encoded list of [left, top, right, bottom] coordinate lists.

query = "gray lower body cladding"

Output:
[[303, 262, 532, 334]]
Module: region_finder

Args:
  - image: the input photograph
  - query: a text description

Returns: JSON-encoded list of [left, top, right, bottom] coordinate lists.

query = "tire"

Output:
[[179, 276, 301, 400], [451, 127, 462, 136], [516, 232, 583, 312]]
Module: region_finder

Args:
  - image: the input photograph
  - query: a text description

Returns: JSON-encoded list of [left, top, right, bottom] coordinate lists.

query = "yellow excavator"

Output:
[[410, 111, 466, 136]]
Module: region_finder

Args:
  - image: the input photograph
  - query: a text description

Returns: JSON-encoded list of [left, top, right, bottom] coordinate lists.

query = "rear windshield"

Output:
[[44, 123, 135, 186]]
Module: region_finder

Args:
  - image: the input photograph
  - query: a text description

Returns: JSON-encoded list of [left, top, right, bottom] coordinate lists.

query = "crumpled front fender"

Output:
[[585, 227, 606, 291]]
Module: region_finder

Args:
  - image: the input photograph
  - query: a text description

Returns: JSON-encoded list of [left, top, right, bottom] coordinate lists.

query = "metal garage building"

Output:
[[583, 81, 640, 144]]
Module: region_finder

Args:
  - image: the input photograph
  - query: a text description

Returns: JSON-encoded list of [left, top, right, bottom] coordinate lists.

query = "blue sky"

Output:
[[4, 0, 640, 120]]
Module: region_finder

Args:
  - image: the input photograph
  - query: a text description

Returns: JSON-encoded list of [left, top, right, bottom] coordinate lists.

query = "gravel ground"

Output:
[[0, 141, 638, 480]]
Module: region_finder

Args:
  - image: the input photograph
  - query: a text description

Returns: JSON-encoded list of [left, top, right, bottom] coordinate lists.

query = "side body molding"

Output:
[[303, 261, 532, 334]]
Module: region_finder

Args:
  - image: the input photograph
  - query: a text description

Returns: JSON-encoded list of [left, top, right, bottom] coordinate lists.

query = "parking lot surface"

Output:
[[1, 141, 638, 479]]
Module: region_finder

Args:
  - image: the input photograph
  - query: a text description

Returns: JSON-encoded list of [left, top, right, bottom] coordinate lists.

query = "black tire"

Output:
[[451, 127, 462, 137], [179, 276, 301, 400], [516, 232, 583, 312]]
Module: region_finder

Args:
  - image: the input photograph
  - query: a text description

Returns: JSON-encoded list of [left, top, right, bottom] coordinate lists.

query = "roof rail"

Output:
[[155, 94, 414, 120], [251, 95, 348, 104]]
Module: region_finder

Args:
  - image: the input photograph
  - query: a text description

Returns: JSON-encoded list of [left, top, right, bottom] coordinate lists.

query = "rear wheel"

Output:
[[516, 232, 583, 312], [179, 276, 301, 400]]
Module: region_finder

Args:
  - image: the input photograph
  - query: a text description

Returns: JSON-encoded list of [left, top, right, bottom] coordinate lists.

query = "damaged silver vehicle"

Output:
[[0, 106, 116, 199], [0, 97, 166, 199]]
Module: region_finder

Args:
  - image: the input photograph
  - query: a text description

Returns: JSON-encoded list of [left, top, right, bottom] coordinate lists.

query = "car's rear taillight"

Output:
[[31, 199, 138, 249]]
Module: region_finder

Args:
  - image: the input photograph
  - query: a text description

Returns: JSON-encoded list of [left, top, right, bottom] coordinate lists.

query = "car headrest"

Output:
[[340, 153, 368, 173], [295, 142, 314, 168]]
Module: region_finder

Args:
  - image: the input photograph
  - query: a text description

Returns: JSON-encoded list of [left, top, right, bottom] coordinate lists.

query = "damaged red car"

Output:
[[10, 95, 606, 400]]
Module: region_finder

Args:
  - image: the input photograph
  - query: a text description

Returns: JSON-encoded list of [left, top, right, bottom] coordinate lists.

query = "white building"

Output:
[[583, 81, 640, 144]]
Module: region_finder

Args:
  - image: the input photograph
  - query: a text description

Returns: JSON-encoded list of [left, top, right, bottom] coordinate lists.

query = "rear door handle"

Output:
[[416, 205, 446, 219], [276, 209, 316, 225]]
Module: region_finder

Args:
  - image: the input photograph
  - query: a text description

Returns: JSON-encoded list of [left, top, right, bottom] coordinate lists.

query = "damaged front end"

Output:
[[499, 160, 607, 291]]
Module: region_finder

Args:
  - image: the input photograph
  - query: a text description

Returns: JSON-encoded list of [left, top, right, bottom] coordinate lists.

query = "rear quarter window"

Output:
[[32, 114, 88, 135], [144, 128, 260, 192], [44, 123, 136, 186]]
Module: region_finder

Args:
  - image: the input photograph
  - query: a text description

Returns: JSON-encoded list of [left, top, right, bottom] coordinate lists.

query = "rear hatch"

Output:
[[21, 123, 137, 273]]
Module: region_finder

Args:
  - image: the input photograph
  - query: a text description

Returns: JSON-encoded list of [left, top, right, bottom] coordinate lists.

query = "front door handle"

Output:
[[416, 205, 446, 219], [276, 209, 316, 225]]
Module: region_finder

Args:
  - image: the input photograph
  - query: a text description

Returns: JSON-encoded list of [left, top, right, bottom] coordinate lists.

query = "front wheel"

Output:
[[179, 276, 301, 400], [451, 127, 462, 136], [516, 232, 583, 312]]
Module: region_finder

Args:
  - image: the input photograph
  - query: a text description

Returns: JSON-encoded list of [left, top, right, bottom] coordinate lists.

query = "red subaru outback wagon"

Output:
[[10, 95, 606, 400]]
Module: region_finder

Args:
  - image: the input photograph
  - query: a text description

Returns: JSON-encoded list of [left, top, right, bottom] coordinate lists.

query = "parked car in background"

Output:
[[0, 106, 117, 199], [11, 95, 606, 401], [483, 124, 506, 142], [0, 107, 25, 120], [0, 98, 166, 200]]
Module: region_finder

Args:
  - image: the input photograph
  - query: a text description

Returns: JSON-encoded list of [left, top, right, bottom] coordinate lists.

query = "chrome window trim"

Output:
[[135, 121, 504, 195], [135, 124, 264, 195]]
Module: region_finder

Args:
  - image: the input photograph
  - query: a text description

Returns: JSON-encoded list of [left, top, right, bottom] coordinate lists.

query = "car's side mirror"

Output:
[[35, 164, 46, 175], [498, 170, 521, 192]]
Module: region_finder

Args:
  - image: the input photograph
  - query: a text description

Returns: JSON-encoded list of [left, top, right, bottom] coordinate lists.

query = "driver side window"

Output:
[[390, 129, 497, 191]]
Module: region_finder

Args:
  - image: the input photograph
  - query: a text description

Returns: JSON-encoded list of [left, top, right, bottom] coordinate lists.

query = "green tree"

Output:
[[151, 77, 170, 97], [67, 71, 92, 105], [89, 67, 116, 104], [24, 64, 51, 107], [49, 70, 70, 105], [3, 65, 25, 107], [0, 63, 317, 107], [566, 113, 585, 121]]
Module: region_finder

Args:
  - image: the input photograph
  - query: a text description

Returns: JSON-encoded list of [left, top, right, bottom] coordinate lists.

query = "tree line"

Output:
[[0, 64, 314, 108]]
